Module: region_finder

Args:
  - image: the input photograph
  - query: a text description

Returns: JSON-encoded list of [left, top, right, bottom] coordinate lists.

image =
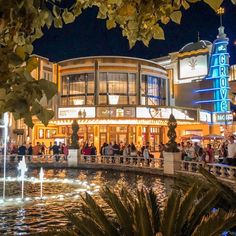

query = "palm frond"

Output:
[[133, 189, 154, 236], [192, 209, 236, 236], [64, 211, 92, 236], [175, 183, 201, 235], [161, 190, 181, 236], [198, 166, 236, 208], [80, 192, 119, 236], [101, 186, 133, 236], [186, 187, 220, 235], [145, 188, 161, 234]]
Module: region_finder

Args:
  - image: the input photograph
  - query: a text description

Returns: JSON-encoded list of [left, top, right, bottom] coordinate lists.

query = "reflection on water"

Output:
[[0, 169, 171, 235]]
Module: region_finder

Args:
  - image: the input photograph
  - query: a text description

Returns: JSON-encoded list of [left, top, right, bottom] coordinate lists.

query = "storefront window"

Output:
[[99, 72, 137, 105], [38, 129, 44, 139], [128, 73, 136, 93], [46, 129, 57, 138], [141, 75, 167, 106], [61, 73, 94, 106]]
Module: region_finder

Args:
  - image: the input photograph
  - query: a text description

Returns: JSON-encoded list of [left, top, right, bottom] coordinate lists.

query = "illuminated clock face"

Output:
[[149, 108, 161, 118]]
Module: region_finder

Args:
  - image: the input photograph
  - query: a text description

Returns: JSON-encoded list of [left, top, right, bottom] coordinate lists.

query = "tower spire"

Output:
[[217, 7, 226, 39], [217, 7, 224, 27]]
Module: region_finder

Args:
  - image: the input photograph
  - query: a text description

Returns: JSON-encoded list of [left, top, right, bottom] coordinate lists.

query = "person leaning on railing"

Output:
[[225, 135, 236, 166]]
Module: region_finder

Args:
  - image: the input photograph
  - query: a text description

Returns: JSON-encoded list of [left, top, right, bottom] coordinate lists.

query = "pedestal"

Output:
[[163, 152, 181, 175], [68, 149, 80, 167]]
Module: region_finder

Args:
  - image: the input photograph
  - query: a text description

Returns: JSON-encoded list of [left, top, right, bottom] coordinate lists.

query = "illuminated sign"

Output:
[[195, 29, 230, 123], [199, 111, 211, 123], [136, 107, 196, 121], [213, 113, 233, 123], [58, 107, 95, 119], [179, 54, 208, 79], [213, 41, 230, 112]]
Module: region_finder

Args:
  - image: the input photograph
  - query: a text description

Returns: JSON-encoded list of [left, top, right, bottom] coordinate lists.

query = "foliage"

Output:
[[0, 0, 235, 127], [71, 119, 79, 148], [165, 113, 179, 152], [42, 178, 236, 236]]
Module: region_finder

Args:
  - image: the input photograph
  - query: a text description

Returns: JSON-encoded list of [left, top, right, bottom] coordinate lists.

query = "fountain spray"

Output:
[[18, 156, 28, 200]]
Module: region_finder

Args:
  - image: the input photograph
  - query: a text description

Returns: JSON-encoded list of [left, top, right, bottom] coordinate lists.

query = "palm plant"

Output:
[[46, 178, 236, 236]]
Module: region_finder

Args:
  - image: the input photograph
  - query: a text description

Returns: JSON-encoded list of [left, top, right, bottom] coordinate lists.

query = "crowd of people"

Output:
[[5, 141, 69, 161], [99, 141, 154, 159], [2, 135, 236, 166], [178, 135, 236, 166]]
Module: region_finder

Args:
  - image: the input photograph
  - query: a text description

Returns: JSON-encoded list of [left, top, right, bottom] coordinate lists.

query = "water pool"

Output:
[[0, 168, 171, 235]]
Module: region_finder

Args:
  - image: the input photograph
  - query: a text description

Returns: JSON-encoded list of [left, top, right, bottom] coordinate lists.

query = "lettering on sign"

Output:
[[213, 40, 229, 113]]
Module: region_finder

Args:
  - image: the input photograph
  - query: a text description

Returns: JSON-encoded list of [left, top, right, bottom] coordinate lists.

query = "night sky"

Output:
[[33, 0, 236, 65]]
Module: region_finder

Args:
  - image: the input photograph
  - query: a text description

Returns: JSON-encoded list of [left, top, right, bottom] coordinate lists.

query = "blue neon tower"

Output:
[[195, 26, 230, 121], [208, 26, 230, 113]]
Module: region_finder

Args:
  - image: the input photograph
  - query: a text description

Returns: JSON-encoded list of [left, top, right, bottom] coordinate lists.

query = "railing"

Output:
[[1, 154, 236, 181], [0, 154, 164, 169], [180, 160, 236, 180], [0, 154, 67, 164], [80, 155, 164, 169]]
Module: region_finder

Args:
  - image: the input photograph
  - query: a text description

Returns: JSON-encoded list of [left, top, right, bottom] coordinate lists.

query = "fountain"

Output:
[[39, 167, 44, 199], [18, 156, 28, 200], [2, 113, 8, 200]]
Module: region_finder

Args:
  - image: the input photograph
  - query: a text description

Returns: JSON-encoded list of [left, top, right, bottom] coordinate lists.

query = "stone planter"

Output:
[[68, 149, 81, 167], [163, 151, 181, 175]]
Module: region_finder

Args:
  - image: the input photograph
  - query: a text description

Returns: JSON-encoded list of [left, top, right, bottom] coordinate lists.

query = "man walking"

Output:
[[226, 135, 236, 166]]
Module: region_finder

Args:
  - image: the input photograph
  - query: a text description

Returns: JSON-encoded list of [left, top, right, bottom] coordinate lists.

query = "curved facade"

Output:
[[59, 56, 169, 108], [30, 56, 210, 152]]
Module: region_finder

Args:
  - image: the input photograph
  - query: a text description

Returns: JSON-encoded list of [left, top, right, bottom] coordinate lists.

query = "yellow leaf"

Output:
[[26, 57, 38, 72], [203, 0, 224, 11], [106, 19, 116, 29], [153, 25, 165, 40], [170, 11, 182, 24]]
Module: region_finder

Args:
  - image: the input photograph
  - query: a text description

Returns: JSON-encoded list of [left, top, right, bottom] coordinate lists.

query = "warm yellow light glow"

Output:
[[217, 7, 225, 15]]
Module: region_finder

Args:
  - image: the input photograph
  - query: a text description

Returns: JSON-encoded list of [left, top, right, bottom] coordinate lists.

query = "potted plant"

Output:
[[163, 114, 181, 175]]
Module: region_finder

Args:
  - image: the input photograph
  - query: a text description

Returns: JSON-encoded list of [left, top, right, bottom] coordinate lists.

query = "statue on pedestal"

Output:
[[71, 120, 79, 149]]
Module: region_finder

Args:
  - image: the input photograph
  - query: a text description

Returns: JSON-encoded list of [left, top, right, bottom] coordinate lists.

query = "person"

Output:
[[18, 143, 27, 161], [108, 142, 113, 156], [33, 142, 41, 155], [194, 142, 201, 157], [49, 142, 53, 155], [51, 142, 60, 161], [226, 135, 236, 166], [82, 143, 91, 156], [103, 143, 109, 162], [90, 143, 97, 162], [59, 142, 63, 154], [62, 143, 69, 160], [100, 143, 106, 156], [112, 141, 120, 155], [205, 144, 214, 163], [27, 143, 33, 161], [219, 142, 228, 163], [143, 145, 149, 159], [197, 147, 205, 162], [41, 142, 46, 155], [130, 143, 137, 157], [184, 142, 195, 161]]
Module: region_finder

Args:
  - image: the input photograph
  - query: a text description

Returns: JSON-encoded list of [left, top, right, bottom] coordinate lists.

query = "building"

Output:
[[20, 56, 211, 152], [154, 26, 236, 136], [8, 26, 236, 151]]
